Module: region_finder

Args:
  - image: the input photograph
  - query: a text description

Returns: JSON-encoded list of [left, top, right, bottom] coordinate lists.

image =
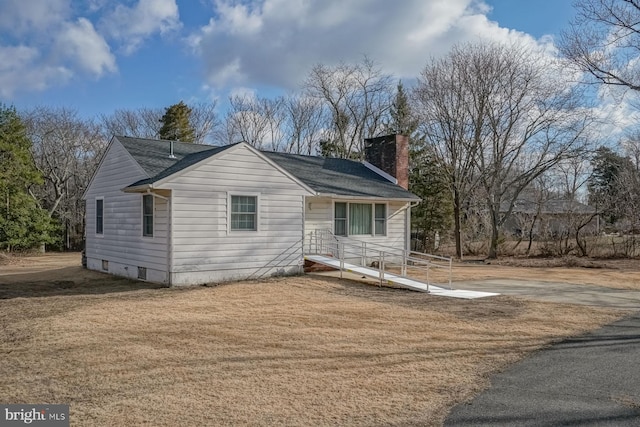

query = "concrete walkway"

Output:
[[445, 312, 640, 426], [453, 279, 640, 310]]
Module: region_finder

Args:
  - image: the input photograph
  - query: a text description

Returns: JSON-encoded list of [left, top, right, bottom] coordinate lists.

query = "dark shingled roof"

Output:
[[117, 136, 418, 200], [117, 136, 234, 187], [263, 151, 418, 200]]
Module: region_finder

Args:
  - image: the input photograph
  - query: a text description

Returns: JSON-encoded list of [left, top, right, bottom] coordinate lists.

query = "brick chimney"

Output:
[[364, 134, 409, 189]]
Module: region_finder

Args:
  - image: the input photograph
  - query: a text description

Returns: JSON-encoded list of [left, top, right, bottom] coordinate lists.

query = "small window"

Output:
[[137, 267, 147, 280], [375, 203, 386, 235], [231, 195, 257, 231], [102, 260, 108, 271], [142, 195, 154, 237], [334, 202, 347, 236], [96, 199, 104, 234]]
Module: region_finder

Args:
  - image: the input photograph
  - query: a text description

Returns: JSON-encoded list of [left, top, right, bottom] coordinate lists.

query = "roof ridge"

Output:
[[115, 135, 214, 149]]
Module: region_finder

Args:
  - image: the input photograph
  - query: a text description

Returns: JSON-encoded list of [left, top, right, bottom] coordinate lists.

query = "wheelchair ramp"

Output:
[[305, 254, 499, 299]]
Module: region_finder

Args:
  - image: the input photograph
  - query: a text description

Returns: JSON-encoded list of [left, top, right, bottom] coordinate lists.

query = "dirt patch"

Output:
[[0, 253, 631, 426]]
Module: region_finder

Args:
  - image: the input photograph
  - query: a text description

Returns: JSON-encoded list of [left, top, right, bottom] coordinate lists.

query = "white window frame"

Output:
[[333, 201, 388, 237], [374, 203, 387, 236], [95, 197, 104, 236], [334, 202, 348, 236], [142, 194, 154, 238], [228, 193, 260, 233]]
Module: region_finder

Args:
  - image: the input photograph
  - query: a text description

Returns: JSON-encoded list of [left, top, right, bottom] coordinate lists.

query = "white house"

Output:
[[83, 135, 420, 286]]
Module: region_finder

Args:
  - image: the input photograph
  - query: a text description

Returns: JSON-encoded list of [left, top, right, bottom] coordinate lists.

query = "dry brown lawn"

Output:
[[0, 253, 632, 426]]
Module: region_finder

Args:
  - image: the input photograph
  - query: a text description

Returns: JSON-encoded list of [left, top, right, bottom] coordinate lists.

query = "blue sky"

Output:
[[0, 0, 583, 118]]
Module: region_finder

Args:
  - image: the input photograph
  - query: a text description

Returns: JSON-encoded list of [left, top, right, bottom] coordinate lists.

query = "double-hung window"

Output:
[[230, 195, 257, 231], [375, 203, 386, 235], [96, 198, 104, 235], [334, 202, 347, 236], [334, 202, 387, 236], [142, 195, 154, 237]]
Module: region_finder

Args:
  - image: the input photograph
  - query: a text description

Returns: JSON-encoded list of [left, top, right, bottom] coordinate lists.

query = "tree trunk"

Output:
[[526, 213, 539, 255], [488, 208, 500, 259], [453, 189, 462, 259]]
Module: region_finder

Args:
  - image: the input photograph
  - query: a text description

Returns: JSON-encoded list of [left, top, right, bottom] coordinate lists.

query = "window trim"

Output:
[[228, 193, 260, 233], [95, 197, 104, 236], [333, 201, 388, 237], [142, 194, 154, 238], [374, 203, 387, 236], [334, 202, 347, 236]]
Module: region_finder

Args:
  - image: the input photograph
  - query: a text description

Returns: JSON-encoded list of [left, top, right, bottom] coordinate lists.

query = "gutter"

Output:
[[319, 193, 420, 203]]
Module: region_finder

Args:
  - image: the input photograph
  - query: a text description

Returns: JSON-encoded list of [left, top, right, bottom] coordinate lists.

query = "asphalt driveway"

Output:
[[445, 312, 640, 426], [453, 279, 640, 310]]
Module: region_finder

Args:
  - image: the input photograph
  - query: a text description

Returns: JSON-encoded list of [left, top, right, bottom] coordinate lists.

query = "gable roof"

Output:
[[115, 136, 418, 200], [502, 198, 596, 215]]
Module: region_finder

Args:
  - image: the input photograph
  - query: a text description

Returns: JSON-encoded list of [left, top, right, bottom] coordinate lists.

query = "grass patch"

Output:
[[0, 270, 625, 426]]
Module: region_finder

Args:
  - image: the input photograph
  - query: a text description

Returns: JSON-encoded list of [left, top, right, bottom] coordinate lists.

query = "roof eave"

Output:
[[123, 183, 153, 193], [316, 193, 420, 202]]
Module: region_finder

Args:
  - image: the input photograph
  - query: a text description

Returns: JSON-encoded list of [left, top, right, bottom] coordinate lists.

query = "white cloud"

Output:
[[0, 0, 70, 35], [590, 86, 640, 144], [191, 0, 555, 90], [54, 18, 116, 77], [101, 0, 181, 54], [0, 0, 182, 97], [0, 46, 72, 97]]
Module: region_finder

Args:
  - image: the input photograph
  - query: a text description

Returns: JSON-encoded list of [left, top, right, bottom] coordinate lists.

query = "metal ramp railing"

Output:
[[304, 229, 453, 292]]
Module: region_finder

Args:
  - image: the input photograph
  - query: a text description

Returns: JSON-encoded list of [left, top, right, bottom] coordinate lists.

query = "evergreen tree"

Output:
[[0, 105, 56, 250], [159, 101, 195, 142], [386, 81, 419, 136], [410, 144, 453, 252], [588, 146, 635, 225]]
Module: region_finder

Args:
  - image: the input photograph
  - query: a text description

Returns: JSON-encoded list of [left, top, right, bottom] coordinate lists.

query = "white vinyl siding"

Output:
[[83, 140, 169, 282], [164, 144, 310, 285]]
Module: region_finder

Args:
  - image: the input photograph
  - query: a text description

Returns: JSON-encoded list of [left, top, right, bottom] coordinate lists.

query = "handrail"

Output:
[[305, 229, 453, 289]]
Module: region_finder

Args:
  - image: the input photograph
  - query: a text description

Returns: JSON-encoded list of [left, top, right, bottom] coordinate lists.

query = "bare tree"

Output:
[[220, 94, 285, 151], [304, 57, 393, 158], [472, 43, 591, 258], [101, 102, 220, 144], [508, 175, 553, 255], [189, 102, 221, 144], [560, 0, 640, 91], [414, 45, 484, 259], [416, 42, 592, 259], [23, 107, 107, 249], [554, 158, 600, 256], [100, 107, 162, 139], [281, 95, 325, 155]]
